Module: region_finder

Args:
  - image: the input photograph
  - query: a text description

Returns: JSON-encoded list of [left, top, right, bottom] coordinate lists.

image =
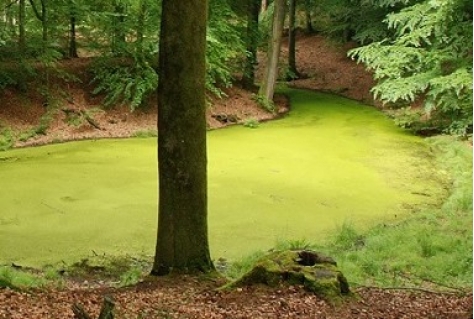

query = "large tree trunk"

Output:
[[152, 0, 214, 276], [258, 0, 286, 102], [242, 0, 260, 89]]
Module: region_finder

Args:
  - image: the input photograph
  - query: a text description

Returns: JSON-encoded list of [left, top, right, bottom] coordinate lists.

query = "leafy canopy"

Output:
[[349, 0, 473, 135]]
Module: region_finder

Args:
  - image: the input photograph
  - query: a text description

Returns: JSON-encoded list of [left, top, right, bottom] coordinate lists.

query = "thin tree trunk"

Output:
[[287, 0, 299, 79], [242, 0, 260, 89], [41, 0, 47, 53], [136, 0, 146, 56], [18, 0, 26, 52], [68, 0, 78, 58], [304, 0, 314, 33], [152, 0, 214, 276], [261, 0, 268, 12], [258, 0, 286, 102], [112, 0, 126, 55]]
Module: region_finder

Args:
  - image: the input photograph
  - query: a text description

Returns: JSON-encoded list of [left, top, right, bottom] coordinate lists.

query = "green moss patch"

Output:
[[225, 250, 351, 302]]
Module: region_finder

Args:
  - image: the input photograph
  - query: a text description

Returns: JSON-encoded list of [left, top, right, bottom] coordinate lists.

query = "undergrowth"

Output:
[[0, 255, 152, 290], [0, 266, 52, 290], [226, 136, 472, 290]]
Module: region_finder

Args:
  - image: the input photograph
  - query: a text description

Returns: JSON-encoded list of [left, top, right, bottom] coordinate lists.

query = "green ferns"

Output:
[[90, 57, 158, 111], [90, 0, 244, 109], [349, 0, 473, 135]]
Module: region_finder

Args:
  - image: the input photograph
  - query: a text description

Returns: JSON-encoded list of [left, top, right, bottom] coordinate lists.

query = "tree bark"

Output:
[[287, 0, 300, 80], [136, 0, 146, 56], [261, 0, 268, 12], [304, 0, 314, 33], [152, 0, 214, 276], [112, 0, 126, 55], [242, 0, 260, 89], [18, 0, 26, 52], [258, 0, 286, 102], [68, 0, 78, 58], [41, 0, 47, 53]]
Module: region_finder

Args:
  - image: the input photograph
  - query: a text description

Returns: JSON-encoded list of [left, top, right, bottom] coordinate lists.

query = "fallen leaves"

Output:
[[1, 278, 472, 319]]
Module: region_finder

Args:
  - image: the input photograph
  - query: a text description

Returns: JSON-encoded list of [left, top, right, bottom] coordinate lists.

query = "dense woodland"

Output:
[[0, 0, 471, 136], [0, 1, 472, 317]]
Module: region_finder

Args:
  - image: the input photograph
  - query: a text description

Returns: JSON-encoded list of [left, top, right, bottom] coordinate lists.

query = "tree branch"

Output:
[[27, 0, 43, 21]]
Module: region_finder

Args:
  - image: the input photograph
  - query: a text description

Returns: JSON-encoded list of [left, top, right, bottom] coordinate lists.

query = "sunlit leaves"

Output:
[[349, 0, 473, 135]]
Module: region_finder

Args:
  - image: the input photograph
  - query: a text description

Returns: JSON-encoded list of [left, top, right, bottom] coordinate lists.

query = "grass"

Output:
[[0, 90, 449, 268], [0, 266, 52, 290], [0, 126, 14, 151], [227, 136, 472, 289], [132, 129, 158, 138], [0, 254, 151, 290]]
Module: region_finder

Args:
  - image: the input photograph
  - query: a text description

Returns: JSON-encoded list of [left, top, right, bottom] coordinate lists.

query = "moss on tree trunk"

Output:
[[151, 0, 214, 276]]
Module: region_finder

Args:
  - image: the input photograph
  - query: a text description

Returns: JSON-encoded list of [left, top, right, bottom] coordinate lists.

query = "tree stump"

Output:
[[225, 250, 351, 302]]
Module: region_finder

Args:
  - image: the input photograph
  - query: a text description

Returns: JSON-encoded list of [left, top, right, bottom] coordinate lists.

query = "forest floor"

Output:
[[0, 34, 472, 318], [1, 34, 375, 148]]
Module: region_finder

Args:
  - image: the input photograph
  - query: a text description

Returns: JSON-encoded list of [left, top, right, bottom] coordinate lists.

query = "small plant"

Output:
[[63, 108, 103, 129], [332, 221, 365, 251], [222, 251, 265, 280], [0, 266, 49, 290], [252, 94, 275, 112], [90, 57, 158, 111], [243, 118, 259, 128], [0, 127, 14, 151], [274, 238, 315, 251], [118, 267, 143, 287], [132, 129, 158, 138]]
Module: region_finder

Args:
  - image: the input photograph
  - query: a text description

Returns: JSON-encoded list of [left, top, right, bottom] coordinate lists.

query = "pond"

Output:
[[0, 89, 444, 267]]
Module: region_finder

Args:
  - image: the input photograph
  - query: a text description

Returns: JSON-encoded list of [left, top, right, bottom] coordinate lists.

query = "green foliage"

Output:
[[0, 266, 49, 290], [349, 0, 473, 135], [243, 118, 260, 128], [0, 126, 14, 151], [132, 129, 158, 138], [18, 111, 57, 143], [206, 0, 245, 97], [252, 94, 275, 112], [312, 136, 473, 288], [222, 251, 266, 280], [0, 61, 36, 91], [332, 221, 365, 251], [90, 56, 158, 110], [273, 238, 315, 251], [118, 267, 143, 287], [312, 0, 393, 43]]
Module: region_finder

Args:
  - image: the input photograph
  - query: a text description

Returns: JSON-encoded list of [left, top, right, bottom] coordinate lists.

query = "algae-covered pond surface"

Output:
[[0, 90, 445, 267]]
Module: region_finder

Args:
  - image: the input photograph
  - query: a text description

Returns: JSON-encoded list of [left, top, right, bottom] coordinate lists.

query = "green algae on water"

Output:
[[0, 90, 446, 267]]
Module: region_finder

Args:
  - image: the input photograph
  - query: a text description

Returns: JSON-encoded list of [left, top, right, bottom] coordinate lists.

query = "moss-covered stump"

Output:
[[226, 250, 351, 301]]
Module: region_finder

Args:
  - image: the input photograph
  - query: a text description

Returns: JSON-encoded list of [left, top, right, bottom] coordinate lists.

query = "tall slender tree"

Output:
[[151, 0, 214, 275], [287, 0, 300, 80], [18, 0, 26, 52], [242, 0, 260, 89], [258, 0, 286, 102], [68, 0, 78, 58], [304, 0, 314, 33]]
